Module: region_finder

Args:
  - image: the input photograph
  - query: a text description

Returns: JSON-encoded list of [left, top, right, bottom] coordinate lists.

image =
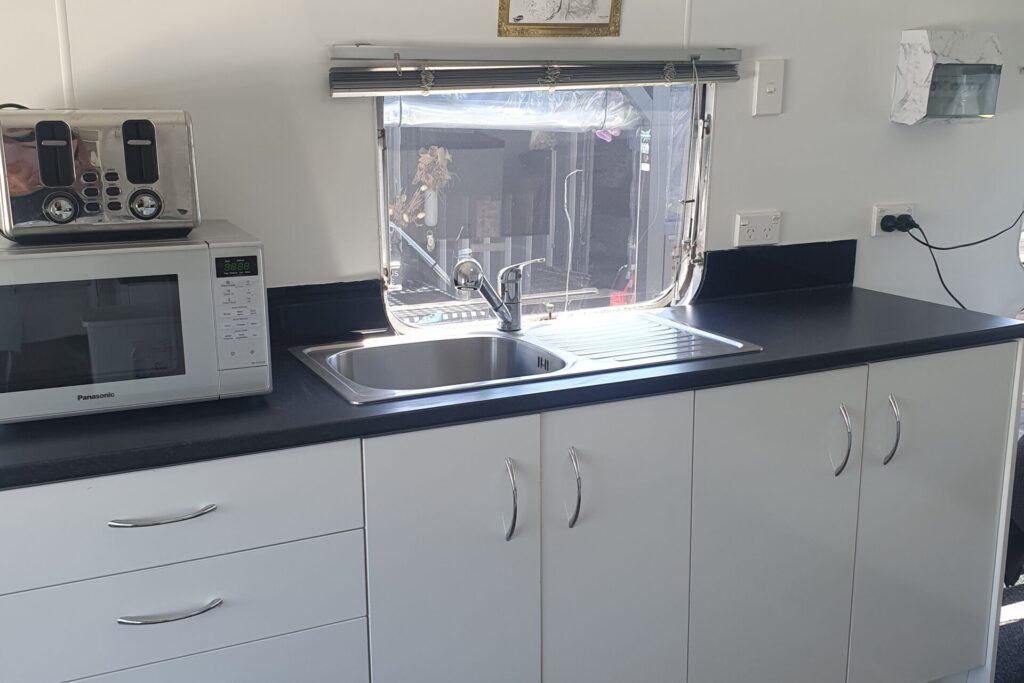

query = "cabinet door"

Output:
[[689, 367, 868, 683], [541, 393, 692, 683], [363, 416, 541, 683], [848, 343, 1022, 683]]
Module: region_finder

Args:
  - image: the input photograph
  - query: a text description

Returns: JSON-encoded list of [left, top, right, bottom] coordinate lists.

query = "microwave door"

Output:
[[0, 279, 183, 392], [0, 246, 219, 422], [81, 285, 186, 385]]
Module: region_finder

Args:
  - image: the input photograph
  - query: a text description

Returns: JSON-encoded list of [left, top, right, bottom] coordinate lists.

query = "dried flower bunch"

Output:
[[413, 146, 454, 192], [388, 146, 454, 229], [388, 191, 424, 230]]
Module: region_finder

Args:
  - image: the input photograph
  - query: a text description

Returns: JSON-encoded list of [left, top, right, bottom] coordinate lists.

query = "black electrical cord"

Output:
[[906, 224, 967, 309], [905, 207, 1024, 251], [896, 207, 1024, 310], [0, 103, 28, 109]]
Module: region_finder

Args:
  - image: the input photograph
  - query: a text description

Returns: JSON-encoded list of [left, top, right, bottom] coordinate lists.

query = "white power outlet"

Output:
[[735, 212, 782, 247], [871, 203, 915, 236]]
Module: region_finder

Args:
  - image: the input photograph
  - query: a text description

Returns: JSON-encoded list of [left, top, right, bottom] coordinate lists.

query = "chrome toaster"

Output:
[[0, 109, 200, 243]]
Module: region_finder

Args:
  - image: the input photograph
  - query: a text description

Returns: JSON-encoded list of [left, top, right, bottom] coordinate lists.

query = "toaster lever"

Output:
[[35, 120, 75, 187], [122, 119, 159, 184]]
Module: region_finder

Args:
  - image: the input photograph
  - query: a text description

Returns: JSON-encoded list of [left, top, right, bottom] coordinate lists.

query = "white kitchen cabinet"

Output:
[[540, 393, 692, 683], [0, 531, 366, 683], [68, 619, 370, 683], [689, 367, 868, 683], [363, 416, 541, 683], [1, 338, 1017, 683], [848, 343, 1022, 683]]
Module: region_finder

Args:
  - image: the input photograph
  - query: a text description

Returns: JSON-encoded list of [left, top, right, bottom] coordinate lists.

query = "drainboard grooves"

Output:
[[551, 331, 682, 353], [532, 314, 743, 365]]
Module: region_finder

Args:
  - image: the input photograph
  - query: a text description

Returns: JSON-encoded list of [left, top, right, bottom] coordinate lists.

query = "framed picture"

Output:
[[499, 0, 622, 37]]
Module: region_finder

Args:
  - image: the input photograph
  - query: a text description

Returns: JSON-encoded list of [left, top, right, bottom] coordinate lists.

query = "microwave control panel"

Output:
[[211, 251, 269, 370]]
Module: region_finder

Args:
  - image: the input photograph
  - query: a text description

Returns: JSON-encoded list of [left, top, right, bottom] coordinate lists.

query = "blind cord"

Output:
[[562, 168, 585, 312]]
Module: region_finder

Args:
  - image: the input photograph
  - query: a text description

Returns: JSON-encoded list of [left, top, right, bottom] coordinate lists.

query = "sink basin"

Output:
[[294, 312, 762, 405], [294, 333, 569, 404]]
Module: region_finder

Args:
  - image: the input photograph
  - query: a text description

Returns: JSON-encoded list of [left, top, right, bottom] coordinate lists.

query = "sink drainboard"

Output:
[[529, 314, 750, 365]]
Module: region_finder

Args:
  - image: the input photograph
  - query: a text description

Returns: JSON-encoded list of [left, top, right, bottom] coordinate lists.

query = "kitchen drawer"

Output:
[[0, 531, 366, 683], [69, 620, 370, 683], [0, 440, 362, 596]]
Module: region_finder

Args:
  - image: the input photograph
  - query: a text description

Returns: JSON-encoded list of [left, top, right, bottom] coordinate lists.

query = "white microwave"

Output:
[[0, 220, 270, 423]]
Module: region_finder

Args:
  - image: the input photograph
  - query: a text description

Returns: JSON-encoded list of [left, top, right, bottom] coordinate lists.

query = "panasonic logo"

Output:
[[77, 392, 116, 401]]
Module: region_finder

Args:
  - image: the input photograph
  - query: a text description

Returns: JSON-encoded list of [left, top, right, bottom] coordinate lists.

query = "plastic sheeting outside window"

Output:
[[383, 89, 643, 132]]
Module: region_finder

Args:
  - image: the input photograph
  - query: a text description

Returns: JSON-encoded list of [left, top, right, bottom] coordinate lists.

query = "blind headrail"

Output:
[[329, 44, 742, 98]]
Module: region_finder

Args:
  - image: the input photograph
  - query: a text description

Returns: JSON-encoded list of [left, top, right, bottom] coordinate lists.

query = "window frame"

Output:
[[372, 83, 717, 334]]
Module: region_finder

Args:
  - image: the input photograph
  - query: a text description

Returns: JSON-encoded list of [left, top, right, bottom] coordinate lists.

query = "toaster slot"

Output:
[[35, 120, 75, 187], [122, 119, 159, 184]]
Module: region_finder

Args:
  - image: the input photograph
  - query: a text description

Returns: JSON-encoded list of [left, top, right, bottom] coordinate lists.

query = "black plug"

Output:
[[895, 214, 919, 233], [880, 215, 900, 233]]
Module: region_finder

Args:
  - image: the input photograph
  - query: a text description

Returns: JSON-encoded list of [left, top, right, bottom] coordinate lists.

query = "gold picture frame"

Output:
[[498, 0, 622, 37]]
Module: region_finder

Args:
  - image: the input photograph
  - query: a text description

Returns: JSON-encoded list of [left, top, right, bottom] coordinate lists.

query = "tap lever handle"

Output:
[[499, 258, 545, 284]]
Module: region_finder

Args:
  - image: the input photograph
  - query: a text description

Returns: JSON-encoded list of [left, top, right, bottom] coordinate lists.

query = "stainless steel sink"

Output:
[[294, 333, 570, 404], [294, 312, 761, 404]]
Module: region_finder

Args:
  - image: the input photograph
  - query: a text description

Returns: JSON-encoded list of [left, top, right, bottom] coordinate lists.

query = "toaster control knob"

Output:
[[128, 190, 162, 220], [43, 192, 79, 224]]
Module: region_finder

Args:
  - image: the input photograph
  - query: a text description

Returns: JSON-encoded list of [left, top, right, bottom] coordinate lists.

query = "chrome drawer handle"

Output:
[[504, 458, 518, 542], [117, 598, 223, 626], [108, 503, 218, 528], [882, 393, 902, 466], [567, 446, 582, 529], [834, 403, 853, 477]]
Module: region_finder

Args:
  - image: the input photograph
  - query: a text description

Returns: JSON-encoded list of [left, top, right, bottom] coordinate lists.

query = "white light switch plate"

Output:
[[735, 212, 782, 246], [753, 60, 785, 116]]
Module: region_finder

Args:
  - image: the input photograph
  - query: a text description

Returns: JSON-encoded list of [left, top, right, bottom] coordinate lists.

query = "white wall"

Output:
[[58, 0, 688, 289], [1, 1, 64, 107], [694, 0, 1024, 314], [8, 0, 1024, 314]]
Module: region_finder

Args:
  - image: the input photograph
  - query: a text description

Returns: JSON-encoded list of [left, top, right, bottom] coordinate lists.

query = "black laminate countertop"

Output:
[[2, 285, 1022, 491]]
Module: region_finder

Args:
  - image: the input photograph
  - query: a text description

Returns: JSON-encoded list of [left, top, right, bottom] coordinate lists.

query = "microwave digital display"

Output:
[[215, 256, 258, 278]]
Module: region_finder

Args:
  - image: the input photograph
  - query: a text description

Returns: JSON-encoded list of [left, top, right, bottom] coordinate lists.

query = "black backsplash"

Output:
[[266, 240, 857, 346], [694, 240, 857, 301], [267, 280, 392, 348]]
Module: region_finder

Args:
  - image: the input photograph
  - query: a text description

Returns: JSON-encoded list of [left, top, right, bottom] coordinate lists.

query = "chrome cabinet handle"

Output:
[[834, 403, 853, 477], [504, 458, 518, 542], [567, 446, 582, 529], [883, 393, 902, 466], [117, 598, 223, 626], [108, 503, 218, 528]]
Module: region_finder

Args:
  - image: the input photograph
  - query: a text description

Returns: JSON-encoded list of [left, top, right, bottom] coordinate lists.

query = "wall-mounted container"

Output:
[[891, 30, 1003, 125]]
